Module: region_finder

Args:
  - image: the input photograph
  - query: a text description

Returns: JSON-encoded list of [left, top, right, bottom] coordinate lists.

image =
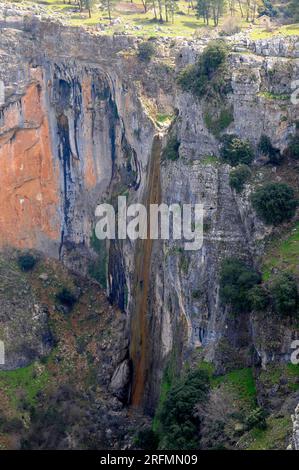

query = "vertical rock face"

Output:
[[0, 78, 60, 253], [0, 16, 159, 408], [0, 18, 156, 265], [0, 13, 298, 414], [47, 65, 121, 261], [161, 45, 299, 375], [0, 63, 122, 259]]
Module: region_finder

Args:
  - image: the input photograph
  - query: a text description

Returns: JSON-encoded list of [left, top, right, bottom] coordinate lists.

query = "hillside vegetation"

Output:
[[6, 0, 299, 38]]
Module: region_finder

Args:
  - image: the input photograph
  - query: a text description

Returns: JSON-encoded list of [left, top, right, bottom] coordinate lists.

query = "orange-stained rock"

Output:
[[0, 78, 61, 250]]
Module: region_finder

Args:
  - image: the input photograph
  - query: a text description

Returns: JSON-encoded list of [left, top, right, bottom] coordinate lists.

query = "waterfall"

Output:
[[130, 134, 162, 407]]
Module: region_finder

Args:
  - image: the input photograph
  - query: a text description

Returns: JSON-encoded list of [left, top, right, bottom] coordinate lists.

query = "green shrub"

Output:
[[204, 107, 234, 138], [177, 40, 229, 98], [251, 183, 297, 225], [258, 135, 281, 165], [200, 41, 228, 76], [288, 0, 299, 22], [221, 135, 254, 166], [285, 134, 299, 160], [245, 408, 267, 431], [17, 253, 37, 272], [259, 0, 278, 17], [56, 288, 76, 309], [137, 41, 155, 62], [162, 135, 180, 161], [249, 285, 270, 311], [219, 258, 261, 313], [229, 164, 251, 193], [177, 64, 198, 93], [270, 272, 298, 316], [158, 369, 209, 450]]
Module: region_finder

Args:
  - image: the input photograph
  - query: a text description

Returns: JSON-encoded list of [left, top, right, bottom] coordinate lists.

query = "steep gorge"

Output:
[[0, 8, 299, 449]]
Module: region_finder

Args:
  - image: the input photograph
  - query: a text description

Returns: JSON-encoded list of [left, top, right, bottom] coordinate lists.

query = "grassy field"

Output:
[[18, 0, 299, 38], [29, 0, 207, 36], [250, 22, 299, 40], [0, 363, 50, 408]]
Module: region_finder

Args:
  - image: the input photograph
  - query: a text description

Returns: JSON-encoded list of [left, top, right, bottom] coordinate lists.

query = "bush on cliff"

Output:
[[18, 253, 37, 272], [219, 258, 261, 313], [249, 285, 270, 311], [137, 41, 155, 62], [56, 288, 76, 309], [245, 407, 267, 431], [204, 107, 234, 138], [251, 183, 297, 225], [162, 135, 180, 161], [258, 135, 282, 165], [221, 135, 254, 166], [229, 164, 251, 193], [157, 369, 209, 449], [270, 272, 298, 316], [258, 0, 278, 17], [177, 40, 229, 98], [285, 134, 299, 160]]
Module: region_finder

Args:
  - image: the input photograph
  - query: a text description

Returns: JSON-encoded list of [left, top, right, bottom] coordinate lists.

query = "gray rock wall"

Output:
[[0, 10, 298, 409]]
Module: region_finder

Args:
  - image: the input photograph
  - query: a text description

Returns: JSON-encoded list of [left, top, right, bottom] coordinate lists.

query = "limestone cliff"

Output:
[[0, 7, 298, 441]]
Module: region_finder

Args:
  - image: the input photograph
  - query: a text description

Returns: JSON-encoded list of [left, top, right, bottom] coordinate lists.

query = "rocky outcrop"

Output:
[[291, 404, 299, 450], [109, 359, 131, 403], [250, 36, 299, 58], [149, 44, 299, 383]]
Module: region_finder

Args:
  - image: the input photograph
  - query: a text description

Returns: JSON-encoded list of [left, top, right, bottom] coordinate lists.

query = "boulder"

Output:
[[109, 359, 131, 403]]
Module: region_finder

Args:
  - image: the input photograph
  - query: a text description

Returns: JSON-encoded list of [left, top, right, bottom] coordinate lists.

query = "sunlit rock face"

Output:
[[0, 17, 156, 262], [0, 64, 125, 258], [0, 78, 60, 254], [291, 404, 299, 450]]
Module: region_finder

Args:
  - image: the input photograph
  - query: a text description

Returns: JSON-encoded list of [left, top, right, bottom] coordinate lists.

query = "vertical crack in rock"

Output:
[[108, 96, 118, 184], [54, 77, 74, 257], [57, 113, 72, 227]]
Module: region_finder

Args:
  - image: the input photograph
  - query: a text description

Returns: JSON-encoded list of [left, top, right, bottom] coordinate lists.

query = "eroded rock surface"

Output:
[[291, 404, 299, 450], [0, 10, 298, 421]]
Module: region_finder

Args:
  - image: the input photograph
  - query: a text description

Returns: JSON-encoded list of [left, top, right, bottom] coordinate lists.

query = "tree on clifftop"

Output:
[[85, 0, 96, 18], [196, 0, 226, 26], [288, 0, 299, 22], [100, 0, 117, 20]]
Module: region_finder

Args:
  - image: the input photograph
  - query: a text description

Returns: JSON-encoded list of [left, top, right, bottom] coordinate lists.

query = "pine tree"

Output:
[[196, 0, 225, 26]]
